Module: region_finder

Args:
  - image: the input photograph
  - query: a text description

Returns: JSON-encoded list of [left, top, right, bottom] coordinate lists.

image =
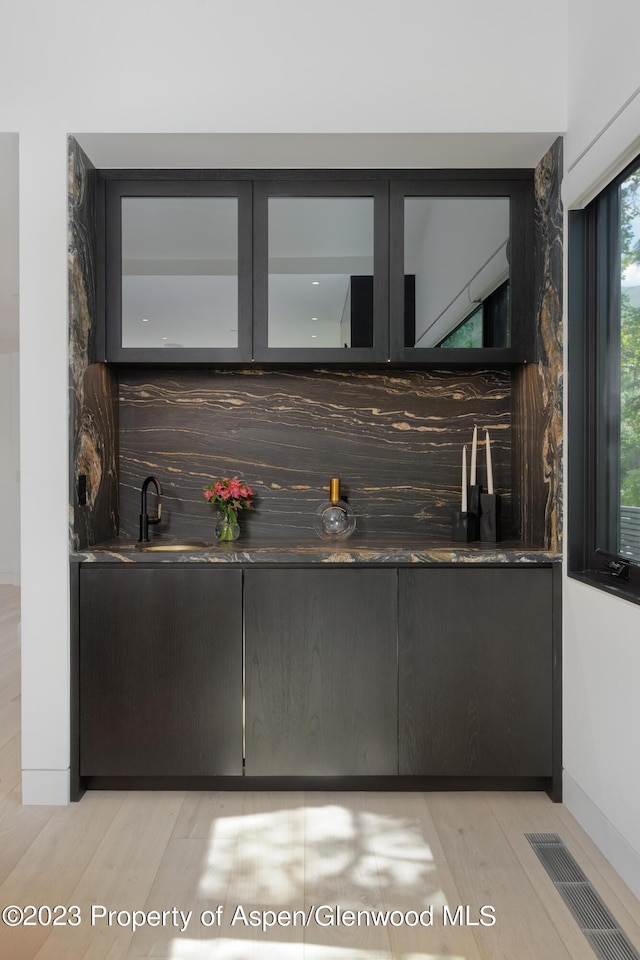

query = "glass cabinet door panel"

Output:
[[403, 196, 510, 349], [267, 197, 375, 349], [121, 197, 239, 349]]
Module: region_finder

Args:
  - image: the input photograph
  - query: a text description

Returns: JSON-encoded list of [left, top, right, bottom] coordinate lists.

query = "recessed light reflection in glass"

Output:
[[312, 281, 319, 285]]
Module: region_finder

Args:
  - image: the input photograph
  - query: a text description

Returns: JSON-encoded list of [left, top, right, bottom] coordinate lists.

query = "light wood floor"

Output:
[[1, 585, 639, 960]]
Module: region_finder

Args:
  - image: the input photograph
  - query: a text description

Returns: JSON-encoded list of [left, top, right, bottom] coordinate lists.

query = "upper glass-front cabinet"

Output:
[[104, 173, 533, 364], [253, 181, 389, 362], [105, 181, 252, 362], [389, 178, 533, 363]]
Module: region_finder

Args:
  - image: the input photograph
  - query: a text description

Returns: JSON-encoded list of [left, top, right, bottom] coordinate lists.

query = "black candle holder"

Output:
[[452, 509, 478, 542], [467, 484, 482, 520], [479, 493, 501, 542]]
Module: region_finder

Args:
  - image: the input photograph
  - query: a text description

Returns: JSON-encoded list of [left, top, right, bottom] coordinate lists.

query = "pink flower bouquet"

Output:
[[203, 477, 255, 540]]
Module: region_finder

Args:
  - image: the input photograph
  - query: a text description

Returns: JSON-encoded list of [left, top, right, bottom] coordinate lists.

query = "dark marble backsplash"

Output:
[[118, 368, 512, 540], [512, 136, 563, 551], [68, 137, 119, 550]]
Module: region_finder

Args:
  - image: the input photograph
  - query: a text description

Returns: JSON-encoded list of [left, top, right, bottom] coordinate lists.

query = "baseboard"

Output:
[[563, 769, 640, 899], [22, 768, 70, 806], [81, 774, 549, 792]]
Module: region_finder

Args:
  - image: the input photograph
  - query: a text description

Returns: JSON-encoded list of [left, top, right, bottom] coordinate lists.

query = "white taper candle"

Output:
[[470, 425, 478, 485], [485, 428, 494, 495], [462, 444, 468, 512]]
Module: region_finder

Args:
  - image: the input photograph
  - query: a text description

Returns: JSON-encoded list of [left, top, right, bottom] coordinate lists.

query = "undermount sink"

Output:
[[134, 539, 211, 552]]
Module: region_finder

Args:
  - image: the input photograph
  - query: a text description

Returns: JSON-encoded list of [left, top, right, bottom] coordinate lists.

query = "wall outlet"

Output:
[[77, 474, 87, 506]]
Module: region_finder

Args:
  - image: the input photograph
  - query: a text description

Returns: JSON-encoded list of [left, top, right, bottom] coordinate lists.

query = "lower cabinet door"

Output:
[[399, 567, 553, 777], [244, 568, 398, 776], [79, 566, 242, 776]]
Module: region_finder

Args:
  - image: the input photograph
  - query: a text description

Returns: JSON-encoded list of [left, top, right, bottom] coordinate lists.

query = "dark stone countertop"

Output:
[[71, 534, 560, 565]]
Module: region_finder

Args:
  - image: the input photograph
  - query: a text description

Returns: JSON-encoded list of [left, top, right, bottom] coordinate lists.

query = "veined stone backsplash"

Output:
[[118, 368, 512, 541], [68, 137, 118, 551]]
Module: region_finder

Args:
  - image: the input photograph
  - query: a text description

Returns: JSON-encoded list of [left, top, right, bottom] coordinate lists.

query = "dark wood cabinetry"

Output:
[[244, 568, 398, 775], [74, 561, 559, 796], [78, 565, 242, 777], [398, 567, 554, 778]]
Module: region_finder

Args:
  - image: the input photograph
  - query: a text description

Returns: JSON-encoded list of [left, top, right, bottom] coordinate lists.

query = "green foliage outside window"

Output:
[[620, 170, 640, 508], [438, 303, 483, 348]]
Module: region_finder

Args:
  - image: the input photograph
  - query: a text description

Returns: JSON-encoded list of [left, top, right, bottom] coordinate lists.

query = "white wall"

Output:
[[0, 134, 20, 585], [566, 0, 640, 204], [0, 353, 20, 585], [0, 133, 19, 351], [0, 0, 570, 804], [563, 0, 640, 898], [563, 584, 640, 896], [18, 133, 70, 804], [0, 1, 567, 134]]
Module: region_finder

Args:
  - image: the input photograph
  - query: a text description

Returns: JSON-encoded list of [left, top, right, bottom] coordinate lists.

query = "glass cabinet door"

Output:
[[253, 181, 389, 362], [106, 181, 252, 362], [389, 179, 533, 363]]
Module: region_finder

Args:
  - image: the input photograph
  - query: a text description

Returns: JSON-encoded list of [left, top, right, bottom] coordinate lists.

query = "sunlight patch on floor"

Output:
[[199, 804, 438, 903], [167, 936, 466, 959]]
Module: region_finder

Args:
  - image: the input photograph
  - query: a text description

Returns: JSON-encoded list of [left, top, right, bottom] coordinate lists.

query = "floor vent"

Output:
[[526, 833, 640, 960]]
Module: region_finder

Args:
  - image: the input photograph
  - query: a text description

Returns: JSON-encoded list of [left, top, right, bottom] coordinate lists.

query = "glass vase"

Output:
[[215, 507, 240, 542], [314, 477, 356, 540]]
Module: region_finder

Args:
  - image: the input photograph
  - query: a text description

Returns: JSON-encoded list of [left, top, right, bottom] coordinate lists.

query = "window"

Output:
[[438, 302, 484, 348], [569, 153, 640, 603], [436, 280, 510, 348]]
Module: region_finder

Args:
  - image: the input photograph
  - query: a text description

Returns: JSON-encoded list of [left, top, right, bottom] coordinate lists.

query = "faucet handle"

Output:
[[139, 475, 163, 541]]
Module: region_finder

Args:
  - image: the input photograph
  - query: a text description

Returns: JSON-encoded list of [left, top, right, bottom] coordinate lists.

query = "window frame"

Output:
[[568, 154, 640, 605]]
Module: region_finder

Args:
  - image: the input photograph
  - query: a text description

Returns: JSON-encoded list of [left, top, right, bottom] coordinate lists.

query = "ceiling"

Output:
[[74, 132, 559, 171]]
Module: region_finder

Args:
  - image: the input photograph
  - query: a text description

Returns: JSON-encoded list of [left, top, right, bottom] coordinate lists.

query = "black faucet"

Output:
[[139, 476, 163, 542]]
